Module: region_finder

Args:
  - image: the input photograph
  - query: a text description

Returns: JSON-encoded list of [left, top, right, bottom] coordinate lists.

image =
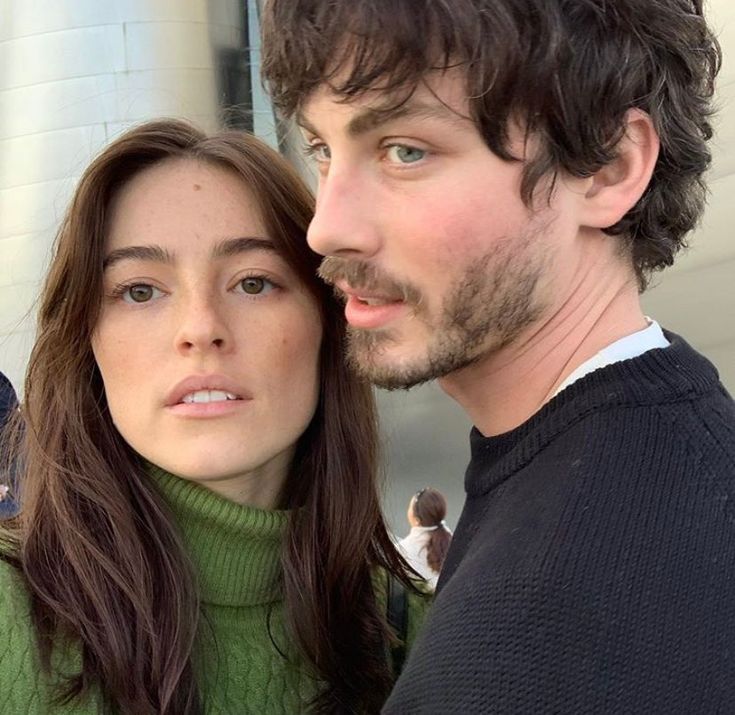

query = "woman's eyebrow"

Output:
[[212, 236, 276, 259], [102, 237, 276, 270], [102, 245, 172, 270]]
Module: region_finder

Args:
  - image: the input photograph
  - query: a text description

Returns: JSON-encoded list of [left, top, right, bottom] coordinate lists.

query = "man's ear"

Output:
[[579, 109, 660, 229]]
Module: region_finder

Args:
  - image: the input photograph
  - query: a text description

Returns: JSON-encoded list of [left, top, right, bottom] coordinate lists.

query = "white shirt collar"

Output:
[[553, 319, 670, 398]]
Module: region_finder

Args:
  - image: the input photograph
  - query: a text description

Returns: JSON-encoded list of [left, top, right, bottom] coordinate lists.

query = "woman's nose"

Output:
[[173, 291, 233, 356]]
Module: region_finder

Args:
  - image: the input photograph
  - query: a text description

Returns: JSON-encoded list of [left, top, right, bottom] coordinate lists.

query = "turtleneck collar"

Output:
[[146, 465, 288, 608]]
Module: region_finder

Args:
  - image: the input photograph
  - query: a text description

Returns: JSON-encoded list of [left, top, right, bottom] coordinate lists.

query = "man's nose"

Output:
[[307, 166, 381, 258]]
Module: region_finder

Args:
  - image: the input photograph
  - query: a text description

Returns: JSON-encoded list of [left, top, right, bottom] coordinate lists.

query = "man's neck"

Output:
[[439, 260, 647, 437]]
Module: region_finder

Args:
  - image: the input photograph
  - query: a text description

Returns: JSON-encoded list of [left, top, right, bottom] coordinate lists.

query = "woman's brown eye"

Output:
[[241, 277, 265, 294], [128, 284, 154, 302]]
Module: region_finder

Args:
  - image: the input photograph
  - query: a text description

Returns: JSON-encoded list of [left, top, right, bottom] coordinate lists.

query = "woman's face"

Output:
[[92, 158, 322, 508]]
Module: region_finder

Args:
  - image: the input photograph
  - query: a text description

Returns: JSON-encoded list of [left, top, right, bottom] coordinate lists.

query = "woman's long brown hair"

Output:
[[0, 120, 414, 714]]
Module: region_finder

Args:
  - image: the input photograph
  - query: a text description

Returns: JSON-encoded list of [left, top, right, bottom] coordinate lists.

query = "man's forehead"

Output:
[[297, 71, 473, 135]]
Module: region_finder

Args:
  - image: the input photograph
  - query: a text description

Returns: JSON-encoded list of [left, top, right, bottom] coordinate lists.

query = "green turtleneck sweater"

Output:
[[0, 468, 428, 714]]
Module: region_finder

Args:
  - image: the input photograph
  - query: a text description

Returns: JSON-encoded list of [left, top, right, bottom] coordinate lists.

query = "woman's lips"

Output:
[[166, 398, 250, 418], [166, 374, 250, 407], [165, 375, 253, 417]]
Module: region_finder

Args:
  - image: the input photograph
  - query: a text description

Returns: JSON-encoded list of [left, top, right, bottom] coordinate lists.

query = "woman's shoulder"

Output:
[[0, 553, 32, 627], [0, 556, 48, 708], [0, 557, 93, 714]]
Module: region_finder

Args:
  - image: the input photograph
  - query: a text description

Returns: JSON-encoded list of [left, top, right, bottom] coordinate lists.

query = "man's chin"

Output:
[[345, 339, 425, 390], [352, 360, 435, 391], [346, 330, 483, 389], [346, 344, 454, 390]]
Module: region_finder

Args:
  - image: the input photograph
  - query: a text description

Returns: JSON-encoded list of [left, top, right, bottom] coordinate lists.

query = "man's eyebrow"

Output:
[[347, 103, 468, 137], [211, 236, 276, 259], [298, 101, 468, 139], [102, 245, 173, 270], [297, 114, 320, 137]]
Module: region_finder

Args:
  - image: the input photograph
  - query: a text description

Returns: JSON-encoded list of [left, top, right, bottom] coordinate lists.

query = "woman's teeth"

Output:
[[181, 390, 238, 404]]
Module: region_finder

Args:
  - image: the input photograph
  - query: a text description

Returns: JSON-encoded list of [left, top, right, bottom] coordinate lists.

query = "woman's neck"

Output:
[[149, 445, 294, 510]]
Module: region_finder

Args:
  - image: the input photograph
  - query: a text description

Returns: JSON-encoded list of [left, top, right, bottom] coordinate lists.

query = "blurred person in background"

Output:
[[398, 488, 452, 589], [0, 371, 19, 519], [0, 119, 427, 715], [0, 372, 16, 429]]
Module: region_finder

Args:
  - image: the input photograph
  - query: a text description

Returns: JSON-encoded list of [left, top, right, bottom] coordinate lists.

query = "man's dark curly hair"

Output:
[[261, 0, 721, 290]]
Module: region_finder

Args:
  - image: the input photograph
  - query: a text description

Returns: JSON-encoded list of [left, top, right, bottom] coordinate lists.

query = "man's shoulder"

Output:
[[550, 335, 735, 454], [551, 378, 735, 476], [453, 390, 735, 585], [652, 379, 735, 455], [567, 378, 735, 508], [550, 397, 735, 537]]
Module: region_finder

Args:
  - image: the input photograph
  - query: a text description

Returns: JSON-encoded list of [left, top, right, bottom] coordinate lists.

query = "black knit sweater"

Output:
[[384, 333, 735, 714]]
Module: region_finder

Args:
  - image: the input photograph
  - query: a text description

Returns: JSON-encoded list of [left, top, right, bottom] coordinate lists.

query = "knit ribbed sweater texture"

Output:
[[384, 333, 735, 714], [1, 468, 427, 714]]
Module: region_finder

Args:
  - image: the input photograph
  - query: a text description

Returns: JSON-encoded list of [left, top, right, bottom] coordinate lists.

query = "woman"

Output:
[[0, 120, 426, 714], [398, 488, 452, 590]]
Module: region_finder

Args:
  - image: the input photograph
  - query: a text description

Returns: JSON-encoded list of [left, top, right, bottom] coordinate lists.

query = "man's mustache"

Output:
[[318, 257, 421, 305]]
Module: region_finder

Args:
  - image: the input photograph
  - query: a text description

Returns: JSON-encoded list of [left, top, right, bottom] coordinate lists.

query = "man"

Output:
[[262, 1, 735, 712]]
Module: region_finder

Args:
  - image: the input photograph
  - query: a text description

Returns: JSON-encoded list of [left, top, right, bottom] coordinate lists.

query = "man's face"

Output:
[[300, 70, 586, 389]]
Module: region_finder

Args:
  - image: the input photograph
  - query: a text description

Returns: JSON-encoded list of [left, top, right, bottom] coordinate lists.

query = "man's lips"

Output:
[[335, 281, 404, 305], [336, 283, 408, 329]]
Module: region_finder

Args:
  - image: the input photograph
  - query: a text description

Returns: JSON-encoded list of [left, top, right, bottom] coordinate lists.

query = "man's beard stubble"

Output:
[[318, 229, 549, 390]]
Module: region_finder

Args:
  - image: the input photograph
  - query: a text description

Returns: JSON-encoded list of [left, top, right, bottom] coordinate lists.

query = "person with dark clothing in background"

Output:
[[0, 371, 19, 518], [261, 1, 735, 712], [0, 372, 16, 429]]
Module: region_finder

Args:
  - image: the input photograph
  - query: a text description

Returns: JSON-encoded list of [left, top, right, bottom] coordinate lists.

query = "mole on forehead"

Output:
[[193, 184, 202, 191]]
